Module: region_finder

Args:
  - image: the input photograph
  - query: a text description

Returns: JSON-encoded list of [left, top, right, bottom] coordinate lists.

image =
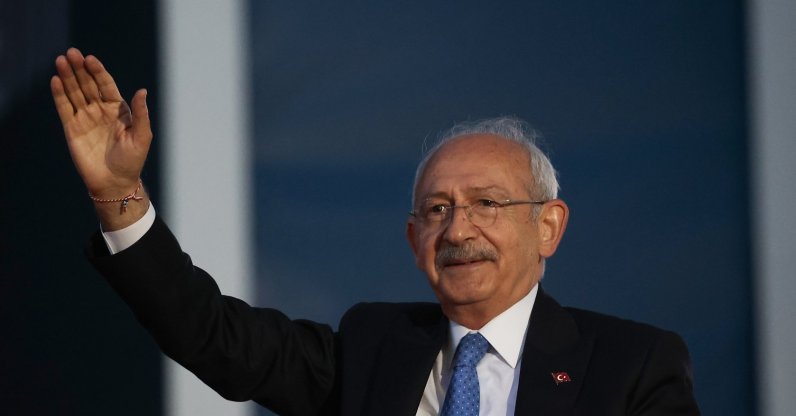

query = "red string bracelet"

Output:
[[88, 179, 144, 214]]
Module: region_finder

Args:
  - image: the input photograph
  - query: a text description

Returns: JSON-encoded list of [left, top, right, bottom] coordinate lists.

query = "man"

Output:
[[52, 48, 700, 415]]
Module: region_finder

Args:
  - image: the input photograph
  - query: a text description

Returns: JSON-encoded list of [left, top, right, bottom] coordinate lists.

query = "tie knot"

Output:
[[453, 332, 489, 368]]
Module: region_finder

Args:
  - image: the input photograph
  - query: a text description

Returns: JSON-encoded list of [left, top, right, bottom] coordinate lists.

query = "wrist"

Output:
[[91, 179, 151, 231], [89, 179, 145, 213]]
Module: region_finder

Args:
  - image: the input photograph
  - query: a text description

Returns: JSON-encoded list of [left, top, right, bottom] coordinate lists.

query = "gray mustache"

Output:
[[436, 245, 498, 267]]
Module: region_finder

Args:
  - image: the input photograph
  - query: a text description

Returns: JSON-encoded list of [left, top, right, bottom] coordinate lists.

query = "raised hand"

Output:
[[52, 48, 152, 229]]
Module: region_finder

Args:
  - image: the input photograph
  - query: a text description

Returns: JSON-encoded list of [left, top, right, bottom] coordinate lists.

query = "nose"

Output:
[[441, 205, 479, 244]]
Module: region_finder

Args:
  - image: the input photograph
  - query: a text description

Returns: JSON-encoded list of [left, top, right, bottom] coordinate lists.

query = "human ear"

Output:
[[536, 199, 569, 259], [406, 219, 420, 258]]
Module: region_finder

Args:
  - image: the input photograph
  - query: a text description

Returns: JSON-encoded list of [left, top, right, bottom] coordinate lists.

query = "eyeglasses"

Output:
[[409, 199, 546, 228]]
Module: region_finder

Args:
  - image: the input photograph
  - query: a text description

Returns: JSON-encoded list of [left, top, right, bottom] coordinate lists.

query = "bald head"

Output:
[[412, 117, 559, 208]]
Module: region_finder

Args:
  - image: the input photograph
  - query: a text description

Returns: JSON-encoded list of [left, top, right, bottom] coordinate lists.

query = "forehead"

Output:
[[416, 134, 532, 198]]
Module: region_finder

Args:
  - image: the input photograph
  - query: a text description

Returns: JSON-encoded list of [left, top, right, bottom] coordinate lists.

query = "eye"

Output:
[[476, 199, 501, 208], [429, 204, 449, 214]]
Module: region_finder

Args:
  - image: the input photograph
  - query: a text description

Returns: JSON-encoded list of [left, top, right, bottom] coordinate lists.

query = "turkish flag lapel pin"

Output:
[[551, 371, 572, 385]]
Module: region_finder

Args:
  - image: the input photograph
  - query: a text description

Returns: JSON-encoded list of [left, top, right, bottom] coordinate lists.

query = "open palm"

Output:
[[51, 48, 151, 199]]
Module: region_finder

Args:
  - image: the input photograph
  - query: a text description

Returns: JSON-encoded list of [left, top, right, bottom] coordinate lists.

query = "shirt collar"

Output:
[[447, 284, 538, 369]]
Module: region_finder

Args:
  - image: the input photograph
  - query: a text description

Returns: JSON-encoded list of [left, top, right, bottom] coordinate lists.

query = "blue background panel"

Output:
[[251, 2, 751, 415]]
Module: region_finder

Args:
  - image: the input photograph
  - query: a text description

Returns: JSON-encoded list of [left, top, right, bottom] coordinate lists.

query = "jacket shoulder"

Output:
[[563, 307, 692, 358], [562, 308, 699, 414], [564, 307, 680, 340], [340, 301, 442, 333]]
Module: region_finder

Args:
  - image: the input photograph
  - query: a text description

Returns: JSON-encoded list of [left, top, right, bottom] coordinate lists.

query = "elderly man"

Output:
[[52, 48, 700, 415]]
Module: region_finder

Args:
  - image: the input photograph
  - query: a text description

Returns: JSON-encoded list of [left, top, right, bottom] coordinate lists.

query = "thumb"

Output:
[[130, 88, 152, 141]]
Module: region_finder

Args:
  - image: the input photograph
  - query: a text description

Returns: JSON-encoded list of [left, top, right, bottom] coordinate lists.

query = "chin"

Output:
[[437, 282, 493, 307]]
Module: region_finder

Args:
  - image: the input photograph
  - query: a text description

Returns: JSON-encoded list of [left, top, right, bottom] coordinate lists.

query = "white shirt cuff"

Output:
[[101, 203, 157, 254]]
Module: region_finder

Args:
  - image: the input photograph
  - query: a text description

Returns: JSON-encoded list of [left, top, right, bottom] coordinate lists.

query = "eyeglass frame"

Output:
[[409, 199, 547, 228]]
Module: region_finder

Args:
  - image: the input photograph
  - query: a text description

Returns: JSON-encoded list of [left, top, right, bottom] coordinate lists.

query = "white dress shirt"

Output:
[[101, 203, 157, 254], [101, 204, 538, 415], [416, 285, 537, 416]]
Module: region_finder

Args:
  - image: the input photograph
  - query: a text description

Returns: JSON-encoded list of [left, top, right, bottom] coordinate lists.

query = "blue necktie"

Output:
[[441, 332, 490, 416]]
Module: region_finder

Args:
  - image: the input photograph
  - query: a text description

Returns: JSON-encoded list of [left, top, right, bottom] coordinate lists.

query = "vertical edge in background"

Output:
[[747, 1, 796, 415], [158, 0, 254, 415]]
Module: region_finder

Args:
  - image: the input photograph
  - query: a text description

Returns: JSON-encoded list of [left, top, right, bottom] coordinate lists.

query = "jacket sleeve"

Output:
[[86, 216, 337, 416]]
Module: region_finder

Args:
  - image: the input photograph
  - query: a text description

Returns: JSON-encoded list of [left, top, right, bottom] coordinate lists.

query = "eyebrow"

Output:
[[420, 186, 512, 201]]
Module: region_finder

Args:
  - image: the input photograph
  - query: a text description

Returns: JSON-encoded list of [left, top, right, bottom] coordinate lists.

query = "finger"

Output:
[[50, 75, 75, 123], [55, 53, 87, 109], [66, 48, 101, 103], [85, 55, 123, 102], [130, 89, 152, 143]]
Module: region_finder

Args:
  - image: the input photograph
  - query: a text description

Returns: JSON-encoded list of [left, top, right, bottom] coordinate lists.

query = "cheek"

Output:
[[490, 224, 537, 260], [414, 234, 438, 270]]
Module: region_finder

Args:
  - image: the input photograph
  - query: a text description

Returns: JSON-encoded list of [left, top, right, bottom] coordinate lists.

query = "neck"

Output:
[[442, 285, 535, 330], [444, 307, 494, 330]]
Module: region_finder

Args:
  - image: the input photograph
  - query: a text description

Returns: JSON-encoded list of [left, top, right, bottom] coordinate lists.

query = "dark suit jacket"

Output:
[[87, 217, 700, 415]]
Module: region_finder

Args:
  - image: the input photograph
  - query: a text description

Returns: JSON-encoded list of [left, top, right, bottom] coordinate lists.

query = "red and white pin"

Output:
[[551, 371, 572, 385]]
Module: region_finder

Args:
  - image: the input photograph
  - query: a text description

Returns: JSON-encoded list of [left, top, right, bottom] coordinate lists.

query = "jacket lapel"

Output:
[[362, 306, 447, 416], [514, 288, 593, 415]]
